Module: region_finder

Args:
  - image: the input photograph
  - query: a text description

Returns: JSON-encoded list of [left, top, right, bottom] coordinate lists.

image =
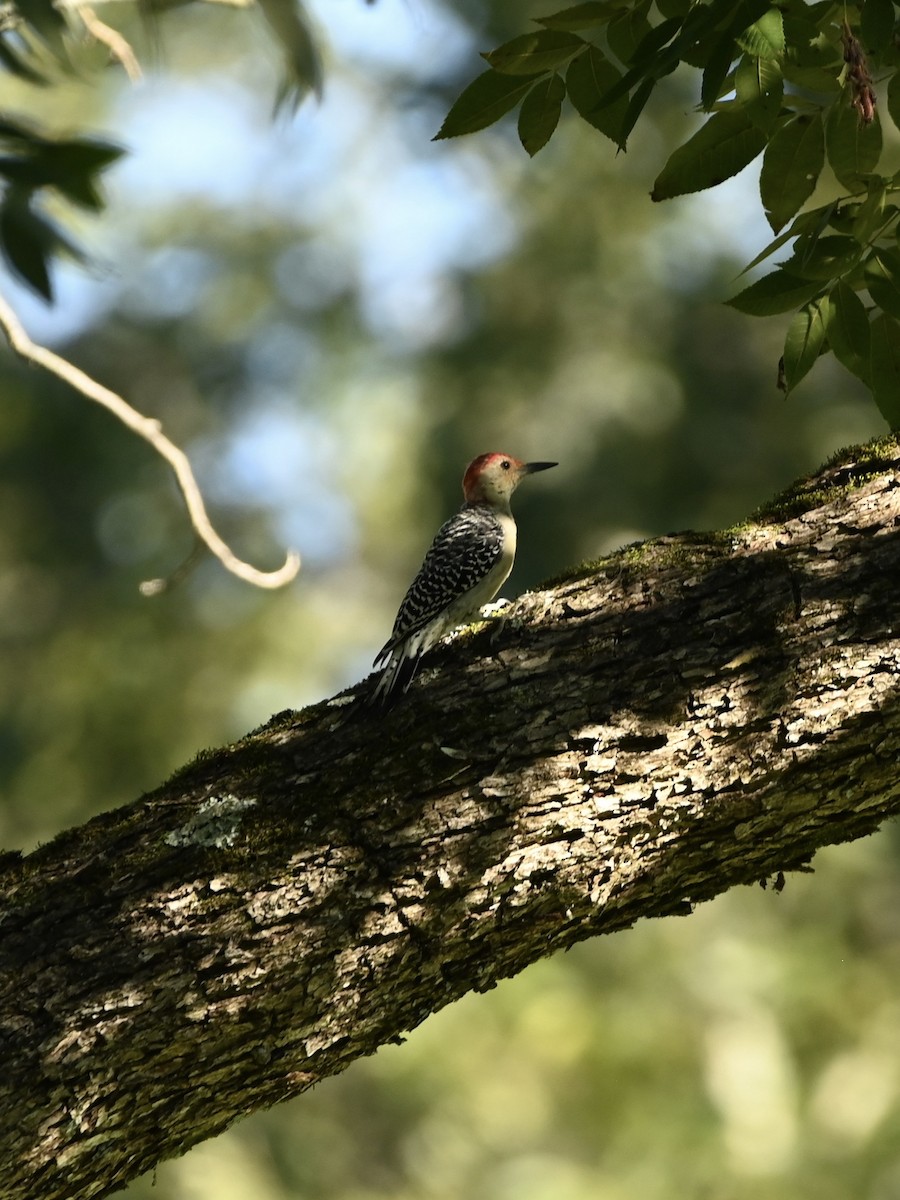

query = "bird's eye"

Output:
[[501, 460, 511, 470]]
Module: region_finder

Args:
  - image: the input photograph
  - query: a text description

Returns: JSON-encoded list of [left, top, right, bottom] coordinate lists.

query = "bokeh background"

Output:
[[2, 1, 900, 1197]]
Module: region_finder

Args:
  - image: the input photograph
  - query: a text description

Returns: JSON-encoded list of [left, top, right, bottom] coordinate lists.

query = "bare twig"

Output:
[[139, 540, 206, 596], [0, 291, 301, 591], [77, 5, 143, 82]]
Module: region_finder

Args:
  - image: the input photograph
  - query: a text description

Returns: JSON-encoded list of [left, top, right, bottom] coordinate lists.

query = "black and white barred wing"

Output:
[[374, 506, 505, 667]]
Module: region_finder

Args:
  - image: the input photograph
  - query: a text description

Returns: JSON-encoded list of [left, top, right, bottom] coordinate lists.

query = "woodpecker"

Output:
[[371, 452, 557, 706]]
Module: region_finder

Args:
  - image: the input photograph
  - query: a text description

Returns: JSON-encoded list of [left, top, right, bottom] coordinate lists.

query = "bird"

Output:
[[370, 452, 557, 707]]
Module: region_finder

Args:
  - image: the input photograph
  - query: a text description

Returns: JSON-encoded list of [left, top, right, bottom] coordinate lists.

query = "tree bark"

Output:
[[4, 437, 900, 1200]]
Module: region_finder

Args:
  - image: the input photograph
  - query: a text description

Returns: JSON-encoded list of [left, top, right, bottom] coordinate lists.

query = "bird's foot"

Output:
[[479, 597, 515, 645]]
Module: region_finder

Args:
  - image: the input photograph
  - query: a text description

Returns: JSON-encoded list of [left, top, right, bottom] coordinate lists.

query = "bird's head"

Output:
[[462, 453, 557, 507]]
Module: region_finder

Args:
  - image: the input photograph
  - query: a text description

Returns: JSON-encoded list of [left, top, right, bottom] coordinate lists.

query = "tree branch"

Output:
[[75, 6, 143, 81], [0, 292, 300, 591], [4, 438, 900, 1199]]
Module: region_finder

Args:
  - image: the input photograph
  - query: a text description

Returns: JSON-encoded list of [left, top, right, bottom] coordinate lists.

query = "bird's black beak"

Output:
[[524, 461, 558, 474]]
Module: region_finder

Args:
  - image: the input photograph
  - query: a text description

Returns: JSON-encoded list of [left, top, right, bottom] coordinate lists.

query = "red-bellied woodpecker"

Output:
[[371, 452, 557, 706]]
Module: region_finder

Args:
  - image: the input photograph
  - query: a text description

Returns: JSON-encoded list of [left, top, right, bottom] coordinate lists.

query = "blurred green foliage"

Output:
[[0, 1, 898, 1198], [441, 0, 900, 421]]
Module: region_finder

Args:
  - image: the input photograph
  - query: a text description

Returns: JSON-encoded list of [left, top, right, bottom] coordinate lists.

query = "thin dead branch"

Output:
[[0, 291, 301, 590]]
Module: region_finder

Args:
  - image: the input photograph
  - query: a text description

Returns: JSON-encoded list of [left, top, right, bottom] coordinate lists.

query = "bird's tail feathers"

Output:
[[369, 629, 433, 709]]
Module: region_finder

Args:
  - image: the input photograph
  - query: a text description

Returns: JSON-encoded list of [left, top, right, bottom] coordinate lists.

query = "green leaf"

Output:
[[694, 0, 775, 94], [42, 139, 124, 210], [785, 234, 862, 281], [483, 29, 584, 76], [628, 15, 684, 65], [759, 114, 825, 233], [0, 193, 56, 300], [617, 77, 657, 149], [726, 269, 823, 315], [256, 0, 323, 108], [590, 0, 764, 117], [537, 2, 626, 30], [736, 8, 785, 59], [734, 52, 783, 129], [826, 281, 871, 383], [737, 204, 836, 277], [851, 180, 888, 243], [783, 7, 842, 67], [0, 121, 124, 172], [861, 0, 895, 52], [888, 72, 900, 132], [870, 313, 900, 428], [15, 0, 67, 60], [656, 0, 692, 15], [0, 133, 123, 212], [781, 63, 843, 93], [518, 74, 566, 156], [606, 1, 653, 65], [782, 297, 829, 394], [700, 27, 740, 110], [825, 100, 883, 189], [865, 248, 900, 320], [435, 71, 539, 139], [49, 138, 125, 175], [702, 0, 774, 56], [16, 0, 66, 38], [566, 47, 629, 144], [651, 108, 766, 202]]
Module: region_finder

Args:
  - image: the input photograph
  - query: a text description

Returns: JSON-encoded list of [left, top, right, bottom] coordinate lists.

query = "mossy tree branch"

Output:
[[4, 438, 900, 1200]]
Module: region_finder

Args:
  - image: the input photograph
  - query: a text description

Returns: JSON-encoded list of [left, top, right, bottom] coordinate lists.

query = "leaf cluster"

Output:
[[0, 117, 123, 300], [436, 0, 900, 423], [0, 0, 322, 300]]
